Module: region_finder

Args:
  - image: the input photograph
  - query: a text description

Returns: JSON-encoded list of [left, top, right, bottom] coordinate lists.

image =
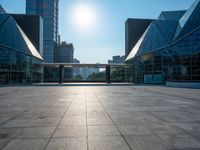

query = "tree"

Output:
[[87, 72, 105, 80], [75, 75, 83, 80]]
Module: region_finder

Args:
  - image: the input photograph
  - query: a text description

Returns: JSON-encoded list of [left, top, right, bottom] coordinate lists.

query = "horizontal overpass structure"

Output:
[[38, 63, 133, 84], [41, 63, 131, 67]]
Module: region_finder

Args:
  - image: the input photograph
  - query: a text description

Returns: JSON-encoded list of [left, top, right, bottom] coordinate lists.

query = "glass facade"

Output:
[[43, 65, 132, 83], [0, 13, 43, 84], [132, 27, 200, 84], [0, 46, 43, 84], [126, 0, 200, 84]]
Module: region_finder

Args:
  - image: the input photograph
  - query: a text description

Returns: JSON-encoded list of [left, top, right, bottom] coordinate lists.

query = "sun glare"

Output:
[[72, 4, 97, 30]]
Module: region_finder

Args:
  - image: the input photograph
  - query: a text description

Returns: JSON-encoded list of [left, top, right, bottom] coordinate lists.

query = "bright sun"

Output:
[[72, 4, 96, 30]]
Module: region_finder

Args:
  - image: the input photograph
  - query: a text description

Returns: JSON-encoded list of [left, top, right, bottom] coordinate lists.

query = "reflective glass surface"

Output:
[[0, 14, 42, 60], [174, 0, 200, 40], [131, 27, 200, 84], [158, 11, 186, 21], [0, 45, 43, 84]]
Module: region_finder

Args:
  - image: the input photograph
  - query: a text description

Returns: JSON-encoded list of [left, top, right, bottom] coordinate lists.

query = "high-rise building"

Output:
[[26, 0, 59, 62], [108, 55, 125, 64], [54, 42, 74, 80], [54, 42, 74, 63]]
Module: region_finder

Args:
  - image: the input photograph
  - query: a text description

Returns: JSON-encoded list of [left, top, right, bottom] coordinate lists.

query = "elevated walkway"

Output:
[[38, 63, 133, 84], [33, 82, 134, 86]]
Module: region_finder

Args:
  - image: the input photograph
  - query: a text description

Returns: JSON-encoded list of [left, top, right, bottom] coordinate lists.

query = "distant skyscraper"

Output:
[[55, 42, 74, 63], [108, 55, 125, 64], [26, 0, 59, 62]]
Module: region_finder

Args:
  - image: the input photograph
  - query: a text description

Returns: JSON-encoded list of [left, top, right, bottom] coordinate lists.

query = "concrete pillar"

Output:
[[59, 65, 64, 84], [106, 65, 111, 83]]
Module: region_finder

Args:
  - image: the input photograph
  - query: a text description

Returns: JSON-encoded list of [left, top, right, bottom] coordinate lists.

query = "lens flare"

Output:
[[72, 4, 97, 30]]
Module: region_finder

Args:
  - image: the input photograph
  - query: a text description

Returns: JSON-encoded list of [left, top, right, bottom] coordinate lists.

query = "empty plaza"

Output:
[[0, 85, 200, 150]]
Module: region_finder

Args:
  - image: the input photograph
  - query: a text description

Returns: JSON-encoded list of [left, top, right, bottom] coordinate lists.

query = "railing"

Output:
[[40, 63, 133, 84]]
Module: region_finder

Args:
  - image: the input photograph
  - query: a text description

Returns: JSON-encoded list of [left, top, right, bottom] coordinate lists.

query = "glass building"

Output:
[[26, 0, 59, 63], [126, 0, 200, 84], [0, 11, 44, 84]]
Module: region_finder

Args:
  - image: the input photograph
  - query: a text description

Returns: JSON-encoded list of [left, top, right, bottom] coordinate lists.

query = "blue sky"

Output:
[[0, 0, 194, 63]]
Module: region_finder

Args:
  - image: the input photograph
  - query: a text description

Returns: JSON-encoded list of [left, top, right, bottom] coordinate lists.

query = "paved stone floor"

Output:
[[0, 85, 200, 150]]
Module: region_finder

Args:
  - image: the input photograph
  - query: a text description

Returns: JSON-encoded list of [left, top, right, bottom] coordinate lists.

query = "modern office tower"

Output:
[[108, 55, 125, 64], [125, 19, 152, 57], [54, 42, 74, 63], [26, 0, 59, 62], [0, 9, 43, 84], [10, 14, 43, 55], [125, 0, 200, 84], [54, 42, 74, 80]]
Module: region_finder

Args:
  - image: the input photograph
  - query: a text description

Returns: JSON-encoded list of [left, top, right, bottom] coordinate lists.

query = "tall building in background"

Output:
[[54, 42, 74, 63], [54, 42, 74, 79], [108, 55, 125, 64], [26, 0, 59, 62]]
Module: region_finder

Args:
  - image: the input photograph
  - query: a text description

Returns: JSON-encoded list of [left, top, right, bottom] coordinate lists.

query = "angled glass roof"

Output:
[[126, 20, 178, 61], [158, 10, 186, 21], [0, 5, 6, 14], [17, 24, 43, 60], [126, 27, 149, 61], [0, 14, 43, 60], [136, 20, 178, 56], [0, 14, 8, 25], [174, 0, 200, 40]]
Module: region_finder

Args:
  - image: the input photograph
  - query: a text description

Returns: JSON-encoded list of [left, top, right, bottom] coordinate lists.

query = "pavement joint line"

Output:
[[1, 86, 200, 149], [0, 137, 52, 140], [0, 95, 51, 149], [43, 92, 77, 150], [92, 87, 134, 150], [85, 87, 89, 150]]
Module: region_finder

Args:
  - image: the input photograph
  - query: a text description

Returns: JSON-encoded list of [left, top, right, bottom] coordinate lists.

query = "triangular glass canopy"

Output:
[[126, 0, 200, 61], [126, 20, 178, 61], [0, 5, 6, 14], [0, 14, 43, 60], [174, 0, 200, 40], [158, 10, 186, 21]]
